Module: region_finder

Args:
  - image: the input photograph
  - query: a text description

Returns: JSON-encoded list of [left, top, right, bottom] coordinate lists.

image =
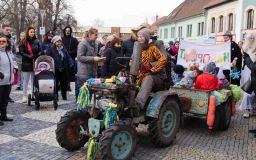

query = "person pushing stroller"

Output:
[[46, 36, 74, 100]]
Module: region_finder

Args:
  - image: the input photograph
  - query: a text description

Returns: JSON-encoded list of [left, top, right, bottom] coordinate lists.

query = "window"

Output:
[[178, 26, 182, 38], [228, 13, 233, 31], [160, 29, 162, 39], [164, 28, 168, 39], [247, 9, 254, 29], [187, 24, 192, 37], [171, 27, 175, 38], [198, 22, 204, 36], [219, 15, 224, 32], [198, 23, 200, 35], [201, 22, 204, 35], [211, 17, 215, 33]]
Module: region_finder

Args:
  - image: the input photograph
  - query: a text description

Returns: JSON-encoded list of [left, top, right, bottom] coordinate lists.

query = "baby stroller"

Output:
[[28, 55, 58, 110]]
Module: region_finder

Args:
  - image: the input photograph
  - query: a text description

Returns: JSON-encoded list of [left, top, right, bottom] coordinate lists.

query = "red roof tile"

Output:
[[204, 0, 236, 9], [159, 0, 212, 25]]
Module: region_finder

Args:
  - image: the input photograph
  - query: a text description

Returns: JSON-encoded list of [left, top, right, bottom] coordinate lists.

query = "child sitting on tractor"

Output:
[[195, 62, 220, 91]]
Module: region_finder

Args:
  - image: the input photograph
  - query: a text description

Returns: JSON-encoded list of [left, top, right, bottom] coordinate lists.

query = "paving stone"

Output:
[[0, 116, 54, 137], [1, 88, 256, 159], [0, 134, 18, 145], [21, 109, 68, 124]]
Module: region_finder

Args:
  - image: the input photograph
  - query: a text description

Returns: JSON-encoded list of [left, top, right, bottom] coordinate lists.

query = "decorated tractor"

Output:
[[55, 76, 181, 159], [170, 86, 238, 130]]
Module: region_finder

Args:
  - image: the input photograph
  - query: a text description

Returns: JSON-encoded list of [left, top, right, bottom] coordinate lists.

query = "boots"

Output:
[[62, 93, 67, 100], [1, 108, 13, 121]]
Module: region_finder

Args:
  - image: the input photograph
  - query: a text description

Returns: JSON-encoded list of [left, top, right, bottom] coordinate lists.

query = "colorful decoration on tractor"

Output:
[[103, 103, 119, 129]]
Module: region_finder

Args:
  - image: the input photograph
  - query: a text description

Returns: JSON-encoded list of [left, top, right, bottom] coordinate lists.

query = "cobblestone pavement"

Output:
[[0, 85, 256, 160]]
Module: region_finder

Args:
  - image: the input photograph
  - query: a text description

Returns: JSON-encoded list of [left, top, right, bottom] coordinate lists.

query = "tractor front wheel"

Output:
[[99, 121, 137, 160]]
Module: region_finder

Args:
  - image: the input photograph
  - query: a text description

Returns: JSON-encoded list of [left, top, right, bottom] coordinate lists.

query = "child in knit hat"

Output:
[[195, 62, 220, 90]]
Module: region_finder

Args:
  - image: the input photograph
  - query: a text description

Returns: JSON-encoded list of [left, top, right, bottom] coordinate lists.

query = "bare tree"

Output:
[[0, 0, 78, 38], [92, 18, 104, 27]]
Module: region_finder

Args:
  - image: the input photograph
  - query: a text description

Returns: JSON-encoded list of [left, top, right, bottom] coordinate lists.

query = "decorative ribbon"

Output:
[[102, 103, 119, 129], [77, 83, 90, 111], [87, 136, 98, 160]]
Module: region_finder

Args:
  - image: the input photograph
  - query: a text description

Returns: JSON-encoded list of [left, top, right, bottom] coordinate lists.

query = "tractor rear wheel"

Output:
[[56, 109, 89, 151], [148, 98, 180, 147]]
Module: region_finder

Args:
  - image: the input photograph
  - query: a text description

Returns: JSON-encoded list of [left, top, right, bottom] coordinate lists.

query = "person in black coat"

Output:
[[121, 32, 137, 58], [62, 26, 78, 83], [223, 31, 242, 86], [19, 26, 41, 103], [101, 37, 125, 77], [46, 36, 74, 100], [243, 48, 256, 136]]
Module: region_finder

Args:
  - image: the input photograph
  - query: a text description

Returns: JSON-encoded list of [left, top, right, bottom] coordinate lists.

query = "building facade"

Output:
[[157, 0, 211, 44], [158, 0, 256, 44], [205, 0, 256, 43]]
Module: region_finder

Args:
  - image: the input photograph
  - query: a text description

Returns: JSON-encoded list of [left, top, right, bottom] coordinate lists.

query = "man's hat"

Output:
[[223, 31, 232, 37], [131, 22, 151, 32], [46, 31, 54, 37], [168, 41, 174, 45]]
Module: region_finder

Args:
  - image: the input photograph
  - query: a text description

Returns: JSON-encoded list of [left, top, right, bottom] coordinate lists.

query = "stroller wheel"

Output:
[[28, 94, 31, 106], [54, 100, 58, 110], [35, 101, 40, 110]]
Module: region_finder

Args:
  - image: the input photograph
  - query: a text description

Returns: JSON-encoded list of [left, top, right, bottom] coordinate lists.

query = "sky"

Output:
[[70, 0, 184, 27]]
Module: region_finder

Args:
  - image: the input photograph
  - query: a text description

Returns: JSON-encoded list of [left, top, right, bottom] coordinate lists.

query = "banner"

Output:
[[177, 40, 231, 70]]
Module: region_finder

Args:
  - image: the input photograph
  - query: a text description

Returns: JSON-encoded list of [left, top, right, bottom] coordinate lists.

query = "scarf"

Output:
[[172, 47, 179, 55], [56, 46, 64, 60]]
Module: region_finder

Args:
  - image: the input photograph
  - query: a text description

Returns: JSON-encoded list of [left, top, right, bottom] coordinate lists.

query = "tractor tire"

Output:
[[56, 109, 89, 151], [219, 98, 232, 130], [148, 98, 180, 147], [99, 121, 137, 160], [213, 104, 222, 130]]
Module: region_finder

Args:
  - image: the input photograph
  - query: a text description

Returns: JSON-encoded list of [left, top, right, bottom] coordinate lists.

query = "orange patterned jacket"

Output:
[[136, 44, 167, 85]]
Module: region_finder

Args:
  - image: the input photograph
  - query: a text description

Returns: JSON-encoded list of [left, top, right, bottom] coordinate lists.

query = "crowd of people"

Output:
[[0, 23, 256, 137]]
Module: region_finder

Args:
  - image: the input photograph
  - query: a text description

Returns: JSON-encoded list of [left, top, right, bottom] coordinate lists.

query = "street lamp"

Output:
[[39, 9, 46, 41]]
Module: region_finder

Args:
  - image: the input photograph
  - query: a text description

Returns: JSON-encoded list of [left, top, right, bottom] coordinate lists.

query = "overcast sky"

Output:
[[70, 0, 184, 27]]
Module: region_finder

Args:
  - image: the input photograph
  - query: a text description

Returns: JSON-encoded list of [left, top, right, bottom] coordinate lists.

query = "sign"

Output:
[[177, 40, 231, 70], [39, 27, 45, 35]]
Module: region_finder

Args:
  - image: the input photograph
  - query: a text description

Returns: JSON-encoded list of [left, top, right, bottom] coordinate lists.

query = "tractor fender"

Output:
[[146, 90, 180, 118]]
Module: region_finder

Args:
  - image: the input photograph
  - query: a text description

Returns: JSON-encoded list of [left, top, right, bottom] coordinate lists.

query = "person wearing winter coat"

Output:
[[46, 36, 74, 100], [2, 24, 16, 103], [195, 62, 220, 91], [135, 28, 167, 111], [243, 33, 256, 137], [41, 31, 54, 53], [19, 26, 41, 103], [0, 33, 15, 125], [101, 37, 125, 77], [223, 31, 242, 86], [167, 41, 179, 64], [121, 32, 137, 58], [62, 26, 78, 83], [15, 32, 25, 91], [77, 28, 105, 91]]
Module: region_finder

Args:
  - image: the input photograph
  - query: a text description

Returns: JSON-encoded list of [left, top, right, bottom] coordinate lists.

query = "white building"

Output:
[[158, 0, 256, 44], [157, 0, 212, 44]]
